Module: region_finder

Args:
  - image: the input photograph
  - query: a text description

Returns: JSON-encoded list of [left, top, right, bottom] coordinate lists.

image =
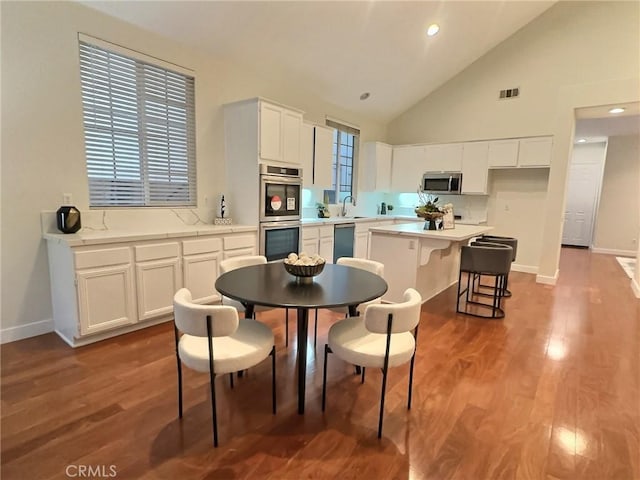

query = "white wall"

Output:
[[0, 1, 385, 338], [592, 135, 639, 254], [386, 1, 640, 282]]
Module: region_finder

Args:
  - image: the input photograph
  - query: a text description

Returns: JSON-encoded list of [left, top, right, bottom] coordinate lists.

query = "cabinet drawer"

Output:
[[319, 225, 333, 238], [302, 227, 319, 240], [134, 242, 180, 262], [224, 235, 256, 250], [183, 237, 223, 256], [75, 247, 131, 270]]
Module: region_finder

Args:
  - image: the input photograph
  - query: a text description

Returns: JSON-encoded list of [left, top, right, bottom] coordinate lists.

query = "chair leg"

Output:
[[361, 366, 366, 384], [378, 367, 388, 439], [285, 308, 289, 347], [313, 309, 318, 348], [456, 269, 463, 313], [174, 325, 183, 419], [408, 353, 416, 410], [322, 344, 331, 411], [271, 346, 277, 414], [206, 315, 219, 447], [229, 372, 234, 389]]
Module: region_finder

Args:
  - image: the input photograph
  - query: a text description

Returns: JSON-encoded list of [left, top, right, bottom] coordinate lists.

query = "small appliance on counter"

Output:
[[56, 206, 81, 234]]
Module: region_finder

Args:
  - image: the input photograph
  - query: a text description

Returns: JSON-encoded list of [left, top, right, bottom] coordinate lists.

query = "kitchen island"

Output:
[[368, 223, 492, 303]]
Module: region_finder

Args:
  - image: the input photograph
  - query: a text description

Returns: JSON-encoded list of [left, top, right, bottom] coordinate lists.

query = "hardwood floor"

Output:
[[2, 248, 638, 479]]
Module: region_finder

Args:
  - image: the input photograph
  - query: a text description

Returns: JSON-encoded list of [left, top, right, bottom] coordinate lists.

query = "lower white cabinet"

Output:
[[301, 225, 334, 262], [354, 230, 369, 258], [45, 229, 257, 346], [76, 263, 136, 336]]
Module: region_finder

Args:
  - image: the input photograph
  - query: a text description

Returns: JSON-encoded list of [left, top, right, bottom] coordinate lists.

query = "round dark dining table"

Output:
[[215, 261, 388, 414]]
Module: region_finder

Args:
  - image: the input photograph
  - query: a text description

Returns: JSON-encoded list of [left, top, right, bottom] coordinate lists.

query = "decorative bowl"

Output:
[[283, 260, 325, 283]]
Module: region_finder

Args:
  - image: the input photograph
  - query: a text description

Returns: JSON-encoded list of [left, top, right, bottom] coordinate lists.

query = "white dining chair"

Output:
[[312, 257, 385, 348], [173, 288, 276, 447], [219, 255, 291, 346], [322, 288, 422, 438]]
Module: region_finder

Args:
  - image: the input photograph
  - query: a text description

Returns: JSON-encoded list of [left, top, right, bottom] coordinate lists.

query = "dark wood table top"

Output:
[[215, 262, 388, 310]]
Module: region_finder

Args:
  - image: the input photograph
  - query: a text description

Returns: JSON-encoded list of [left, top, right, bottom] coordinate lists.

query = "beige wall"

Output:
[[593, 135, 640, 253], [387, 1, 640, 282], [0, 1, 385, 334]]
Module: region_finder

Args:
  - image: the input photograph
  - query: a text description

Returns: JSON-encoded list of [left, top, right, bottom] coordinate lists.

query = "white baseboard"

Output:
[[632, 278, 640, 299], [591, 247, 636, 257], [536, 269, 559, 285], [1, 319, 54, 344], [512, 264, 538, 274]]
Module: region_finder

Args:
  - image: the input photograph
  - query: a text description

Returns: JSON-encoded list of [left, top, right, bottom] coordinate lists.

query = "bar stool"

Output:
[[456, 242, 513, 319], [477, 235, 518, 297]]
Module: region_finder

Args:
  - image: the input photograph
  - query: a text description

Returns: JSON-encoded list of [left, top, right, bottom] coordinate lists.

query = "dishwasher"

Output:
[[333, 223, 355, 262]]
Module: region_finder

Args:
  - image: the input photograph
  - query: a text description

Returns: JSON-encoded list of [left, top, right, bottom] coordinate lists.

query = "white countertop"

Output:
[[368, 223, 492, 241], [301, 215, 485, 226], [43, 224, 258, 247]]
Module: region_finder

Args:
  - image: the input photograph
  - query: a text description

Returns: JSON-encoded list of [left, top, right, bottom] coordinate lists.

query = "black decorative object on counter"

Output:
[[56, 206, 81, 234]]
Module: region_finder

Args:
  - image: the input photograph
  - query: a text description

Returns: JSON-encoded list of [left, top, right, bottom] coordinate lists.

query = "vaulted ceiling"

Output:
[[79, 1, 556, 123]]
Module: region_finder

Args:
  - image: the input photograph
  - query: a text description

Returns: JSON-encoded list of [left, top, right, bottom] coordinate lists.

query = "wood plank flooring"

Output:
[[1, 248, 638, 479]]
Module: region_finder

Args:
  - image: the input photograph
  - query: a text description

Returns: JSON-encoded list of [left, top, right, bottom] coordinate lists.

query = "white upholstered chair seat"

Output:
[[328, 317, 416, 368], [179, 319, 274, 375]]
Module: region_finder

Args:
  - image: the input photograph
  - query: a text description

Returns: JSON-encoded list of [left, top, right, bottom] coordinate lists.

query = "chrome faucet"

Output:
[[341, 195, 355, 217]]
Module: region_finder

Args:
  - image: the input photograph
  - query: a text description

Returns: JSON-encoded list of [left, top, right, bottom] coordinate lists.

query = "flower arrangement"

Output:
[[415, 188, 443, 219], [316, 202, 330, 218]]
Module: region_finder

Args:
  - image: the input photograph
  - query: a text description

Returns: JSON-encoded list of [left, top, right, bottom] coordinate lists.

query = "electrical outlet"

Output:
[[63, 193, 73, 204]]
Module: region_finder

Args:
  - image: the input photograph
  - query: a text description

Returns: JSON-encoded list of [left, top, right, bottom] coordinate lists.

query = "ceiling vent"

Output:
[[499, 87, 520, 99]]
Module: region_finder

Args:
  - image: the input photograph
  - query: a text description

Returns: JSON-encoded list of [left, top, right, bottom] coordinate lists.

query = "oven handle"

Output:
[[260, 174, 302, 185], [260, 221, 302, 229]]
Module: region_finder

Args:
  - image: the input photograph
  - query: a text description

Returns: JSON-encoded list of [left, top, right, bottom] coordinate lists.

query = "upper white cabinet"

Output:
[[313, 125, 334, 189], [362, 142, 392, 192], [391, 145, 426, 192], [461, 141, 489, 194], [488, 136, 553, 169], [518, 136, 553, 167], [425, 143, 463, 172], [488, 139, 519, 168], [300, 123, 333, 189], [258, 100, 302, 164]]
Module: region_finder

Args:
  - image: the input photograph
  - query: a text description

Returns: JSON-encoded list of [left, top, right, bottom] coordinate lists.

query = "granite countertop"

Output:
[[43, 224, 258, 247]]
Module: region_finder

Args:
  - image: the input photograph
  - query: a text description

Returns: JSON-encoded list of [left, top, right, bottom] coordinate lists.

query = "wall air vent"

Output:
[[499, 87, 520, 99]]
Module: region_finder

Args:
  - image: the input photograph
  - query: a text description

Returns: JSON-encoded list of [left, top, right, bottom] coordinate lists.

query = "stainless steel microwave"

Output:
[[421, 172, 462, 194]]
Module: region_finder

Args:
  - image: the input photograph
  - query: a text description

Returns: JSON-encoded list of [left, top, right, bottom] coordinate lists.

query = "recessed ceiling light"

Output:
[[608, 107, 625, 114], [577, 138, 587, 143], [426, 24, 440, 37], [360, 92, 370, 101]]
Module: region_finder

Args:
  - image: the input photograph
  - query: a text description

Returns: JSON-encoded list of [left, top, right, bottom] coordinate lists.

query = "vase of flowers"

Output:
[[415, 189, 443, 230]]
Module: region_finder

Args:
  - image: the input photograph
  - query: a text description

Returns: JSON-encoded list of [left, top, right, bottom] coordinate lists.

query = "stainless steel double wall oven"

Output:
[[259, 164, 302, 261]]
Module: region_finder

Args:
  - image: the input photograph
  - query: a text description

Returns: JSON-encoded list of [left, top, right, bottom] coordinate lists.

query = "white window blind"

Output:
[[79, 40, 196, 207]]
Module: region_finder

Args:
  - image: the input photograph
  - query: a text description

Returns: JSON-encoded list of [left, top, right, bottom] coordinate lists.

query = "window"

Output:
[[79, 37, 196, 207], [325, 119, 359, 203]]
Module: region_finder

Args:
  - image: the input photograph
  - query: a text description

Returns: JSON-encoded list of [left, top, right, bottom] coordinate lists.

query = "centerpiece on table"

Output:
[[415, 188, 444, 230]]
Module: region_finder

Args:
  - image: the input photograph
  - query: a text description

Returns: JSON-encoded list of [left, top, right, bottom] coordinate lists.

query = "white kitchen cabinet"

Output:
[[301, 226, 320, 255], [259, 102, 283, 162], [135, 242, 181, 321], [461, 141, 489, 194], [313, 125, 334, 189], [488, 139, 519, 168], [300, 123, 314, 187], [282, 109, 303, 164], [362, 142, 392, 192], [74, 247, 136, 336], [183, 237, 223, 304], [319, 225, 334, 264], [425, 143, 463, 172], [518, 136, 553, 167], [222, 234, 258, 259], [354, 231, 369, 258], [391, 145, 426, 192]]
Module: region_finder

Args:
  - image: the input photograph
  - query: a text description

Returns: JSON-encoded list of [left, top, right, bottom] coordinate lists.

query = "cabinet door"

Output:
[[300, 123, 314, 187], [77, 264, 136, 336], [313, 125, 334, 189], [518, 136, 552, 167], [391, 146, 425, 192], [223, 246, 256, 260], [319, 237, 334, 264], [488, 140, 519, 168], [426, 143, 463, 172], [363, 142, 392, 192], [461, 141, 489, 194], [354, 231, 369, 259], [183, 252, 222, 304], [301, 238, 319, 256], [136, 258, 182, 321], [282, 110, 302, 164], [259, 102, 283, 161]]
